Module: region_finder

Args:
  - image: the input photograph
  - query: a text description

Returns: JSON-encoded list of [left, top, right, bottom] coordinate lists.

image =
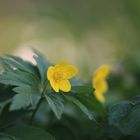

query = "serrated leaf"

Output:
[[13, 85, 38, 95], [0, 55, 40, 90], [68, 87, 106, 117], [10, 86, 39, 111], [0, 84, 15, 102], [9, 55, 38, 75], [0, 100, 12, 114], [0, 56, 36, 75], [10, 93, 32, 111], [0, 70, 40, 87], [123, 104, 140, 134], [5, 126, 55, 140], [63, 94, 94, 120], [0, 72, 28, 87], [33, 49, 50, 80], [108, 97, 140, 135], [109, 101, 132, 124], [45, 93, 64, 119], [74, 94, 106, 116], [131, 96, 140, 105]]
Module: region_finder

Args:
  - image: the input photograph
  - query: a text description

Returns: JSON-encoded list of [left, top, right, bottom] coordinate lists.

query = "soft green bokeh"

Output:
[[0, 0, 140, 101]]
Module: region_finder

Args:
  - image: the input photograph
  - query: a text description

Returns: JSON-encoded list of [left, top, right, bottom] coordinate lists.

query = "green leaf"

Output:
[[70, 86, 106, 117], [33, 49, 50, 80], [13, 86, 38, 95], [5, 126, 55, 140], [0, 54, 40, 89], [0, 56, 36, 75], [0, 100, 12, 114], [0, 72, 27, 87], [74, 94, 106, 116], [131, 96, 140, 105], [0, 84, 15, 103], [0, 133, 15, 140], [0, 53, 42, 111], [0, 105, 28, 129], [10, 92, 32, 111], [9, 55, 38, 75], [109, 101, 132, 124], [10, 86, 39, 111], [63, 94, 94, 120], [0, 85, 15, 114], [45, 93, 64, 119], [0, 70, 40, 87], [108, 97, 140, 135]]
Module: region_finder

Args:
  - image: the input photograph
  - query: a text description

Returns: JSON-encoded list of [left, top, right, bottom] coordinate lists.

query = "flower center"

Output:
[[53, 72, 64, 81]]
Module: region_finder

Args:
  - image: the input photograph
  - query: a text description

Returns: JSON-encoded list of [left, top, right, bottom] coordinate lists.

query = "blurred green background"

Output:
[[0, 0, 140, 102]]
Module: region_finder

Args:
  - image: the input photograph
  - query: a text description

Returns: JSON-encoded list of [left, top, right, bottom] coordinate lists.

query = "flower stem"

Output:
[[29, 97, 44, 124]]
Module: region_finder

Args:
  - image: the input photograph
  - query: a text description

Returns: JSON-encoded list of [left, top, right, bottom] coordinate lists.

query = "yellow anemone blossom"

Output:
[[47, 62, 78, 92], [93, 65, 111, 103]]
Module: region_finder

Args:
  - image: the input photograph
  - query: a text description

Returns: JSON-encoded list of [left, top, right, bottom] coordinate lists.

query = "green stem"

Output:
[[29, 97, 44, 124]]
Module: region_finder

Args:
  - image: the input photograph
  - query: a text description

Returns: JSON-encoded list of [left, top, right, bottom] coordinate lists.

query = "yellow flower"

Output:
[[92, 65, 111, 103], [47, 62, 78, 92]]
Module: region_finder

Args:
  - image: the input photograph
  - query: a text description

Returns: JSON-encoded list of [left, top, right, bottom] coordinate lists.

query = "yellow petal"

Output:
[[94, 80, 108, 95], [50, 79, 59, 92], [63, 65, 78, 79], [55, 62, 78, 79], [92, 64, 110, 103], [59, 80, 71, 92], [47, 66, 55, 80], [94, 64, 111, 80], [94, 91, 105, 103]]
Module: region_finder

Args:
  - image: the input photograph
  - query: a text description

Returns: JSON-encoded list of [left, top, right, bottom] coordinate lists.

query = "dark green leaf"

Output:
[[0, 104, 28, 129], [109, 101, 132, 125], [108, 97, 140, 135], [10, 92, 32, 111], [10, 86, 39, 111], [66, 88, 106, 117], [0, 85, 15, 114], [0, 70, 40, 87], [74, 94, 106, 116], [33, 49, 50, 80], [6, 126, 55, 140], [131, 96, 140, 105], [0, 72, 28, 87], [45, 93, 64, 119], [9, 55, 38, 75], [0, 56, 36, 75], [0, 133, 15, 140], [13, 86, 38, 95], [0, 84, 15, 103], [63, 94, 94, 120]]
